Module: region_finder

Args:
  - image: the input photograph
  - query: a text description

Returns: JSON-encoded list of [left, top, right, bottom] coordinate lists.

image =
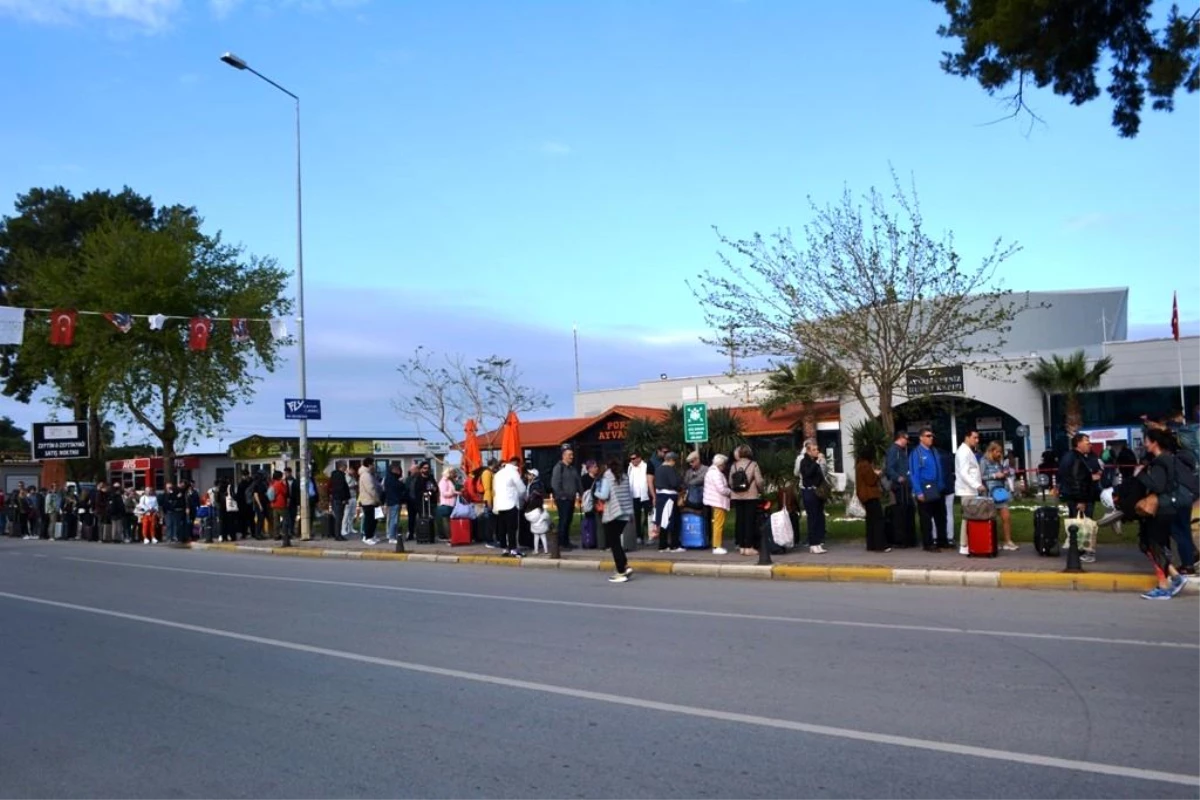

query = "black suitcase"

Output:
[[1033, 506, 1060, 557], [414, 496, 435, 544]]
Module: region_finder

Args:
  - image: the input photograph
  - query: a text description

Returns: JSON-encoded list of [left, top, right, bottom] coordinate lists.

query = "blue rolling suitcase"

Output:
[[680, 511, 708, 549]]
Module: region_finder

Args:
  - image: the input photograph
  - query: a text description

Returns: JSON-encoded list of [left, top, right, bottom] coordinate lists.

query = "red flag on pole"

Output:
[[1171, 292, 1180, 341], [189, 317, 213, 351], [48, 309, 77, 347]]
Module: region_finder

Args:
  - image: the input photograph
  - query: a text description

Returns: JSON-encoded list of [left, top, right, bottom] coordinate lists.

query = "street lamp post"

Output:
[[221, 51, 312, 543]]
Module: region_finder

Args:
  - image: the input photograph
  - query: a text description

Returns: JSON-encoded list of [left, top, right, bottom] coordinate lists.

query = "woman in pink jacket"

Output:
[[703, 454, 732, 555]]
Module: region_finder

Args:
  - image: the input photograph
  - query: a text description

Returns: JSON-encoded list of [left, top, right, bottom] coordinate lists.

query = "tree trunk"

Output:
[[87, 403, 103, 481], [878, 387, 895, 439], [802, 411, 817, 444], [1065, 395, 1081, 437]]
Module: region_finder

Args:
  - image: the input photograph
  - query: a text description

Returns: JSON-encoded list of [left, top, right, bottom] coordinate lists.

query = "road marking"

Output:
[[0, 588, 1195, 788], [56, 556, 1200, 650]]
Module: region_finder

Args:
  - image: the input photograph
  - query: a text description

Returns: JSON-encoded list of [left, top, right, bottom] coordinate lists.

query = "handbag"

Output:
[[919, 482, 942, 503], [769, 509, 794, 549], [1062, 510, 1098, 550], [225, 494, 238, 512], [593, 478, 610, 514], [450, 496, 476, 520], [962, 495, 996, 520], [815, 481, 832, 502], [990, 486, 1011, 504], [1135, 493, 1159, 517]]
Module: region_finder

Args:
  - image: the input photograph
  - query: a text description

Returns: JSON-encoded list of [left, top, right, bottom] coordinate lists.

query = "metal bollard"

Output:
[[394, 531, 405, 553], [1062, 523, 1083, 573]]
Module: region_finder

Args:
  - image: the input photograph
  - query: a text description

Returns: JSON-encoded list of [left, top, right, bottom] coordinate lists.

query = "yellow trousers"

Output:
[[711, 507, 726, 549]]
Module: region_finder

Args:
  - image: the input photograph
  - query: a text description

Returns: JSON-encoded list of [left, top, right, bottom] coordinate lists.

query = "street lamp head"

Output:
[[220, 52, 248, 70]]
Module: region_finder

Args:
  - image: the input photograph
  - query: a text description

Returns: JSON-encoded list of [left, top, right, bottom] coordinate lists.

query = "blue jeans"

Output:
[[555, 496, 575, 547], [1172, 507, 1195, 567], [386, 505, 400, 540]]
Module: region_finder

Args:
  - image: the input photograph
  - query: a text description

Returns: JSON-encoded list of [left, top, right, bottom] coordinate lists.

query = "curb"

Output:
[[185, 543, 1196, 595]]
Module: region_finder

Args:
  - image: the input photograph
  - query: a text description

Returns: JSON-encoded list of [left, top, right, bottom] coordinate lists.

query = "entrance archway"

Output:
[[893, 396, 1030, 471]]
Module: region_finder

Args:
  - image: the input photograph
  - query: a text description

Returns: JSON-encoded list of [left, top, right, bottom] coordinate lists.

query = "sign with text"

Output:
[[683, 402, 708, 444], [284, 398, 322, 420], [32, 421, 89, 460], [905, 365, 965, 396]]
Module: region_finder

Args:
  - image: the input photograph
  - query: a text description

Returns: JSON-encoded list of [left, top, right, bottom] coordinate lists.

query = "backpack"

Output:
[[243, 483, 256, 507], [730, 463, 750, 493], [1171, 424, 1200, 474], [1167, 454, 1199, 511]]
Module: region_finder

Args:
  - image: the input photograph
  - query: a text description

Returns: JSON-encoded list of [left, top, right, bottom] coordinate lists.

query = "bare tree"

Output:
[[692, 172, 1028, 437], [394, 348, 552, 452]]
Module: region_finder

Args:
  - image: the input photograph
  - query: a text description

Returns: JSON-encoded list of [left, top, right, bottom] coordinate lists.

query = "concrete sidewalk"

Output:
[[183, 534, 1200, 595]]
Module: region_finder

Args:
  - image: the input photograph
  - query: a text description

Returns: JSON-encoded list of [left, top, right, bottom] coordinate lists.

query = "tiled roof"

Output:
[[465, 402, 840, 449]]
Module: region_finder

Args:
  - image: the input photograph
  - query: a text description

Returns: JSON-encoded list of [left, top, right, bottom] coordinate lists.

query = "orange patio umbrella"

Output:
[[499, 410, 522, 468], [463, 418, 482, 475]]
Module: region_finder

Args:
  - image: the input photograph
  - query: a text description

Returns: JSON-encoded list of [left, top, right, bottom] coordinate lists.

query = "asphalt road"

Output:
[[1, 538, 1197, 799]]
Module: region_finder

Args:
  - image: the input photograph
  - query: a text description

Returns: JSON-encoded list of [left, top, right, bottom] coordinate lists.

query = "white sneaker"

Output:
[[1001, 542, 1020, 551], [959, 546, 970, 556], [363, 537, 378, 546], [608, 574, 629, 583], [1080, 552, 1096, 563], [809, 544, 828, 554], [1098, 510, 1124, 528], [151, 538, 159, 544], [142, 539, 149, 545], [622, 567, 634, 576], [670, 547, 685, 553], [712, 547, 728, 555]]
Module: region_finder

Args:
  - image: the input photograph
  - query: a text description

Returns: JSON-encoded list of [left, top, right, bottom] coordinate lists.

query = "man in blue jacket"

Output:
[[908, 427, 949, 552], [884, 430, 916, 547]]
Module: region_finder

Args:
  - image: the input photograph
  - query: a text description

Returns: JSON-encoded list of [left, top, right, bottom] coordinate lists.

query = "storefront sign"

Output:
[[32, 421, 89, 460], [905, 366, 965, 396], [596, 420, 628, 441], [976, 416, 1003, 431]]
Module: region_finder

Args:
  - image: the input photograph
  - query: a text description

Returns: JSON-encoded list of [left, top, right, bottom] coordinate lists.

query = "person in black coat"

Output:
[[328, 461, 351, 541]]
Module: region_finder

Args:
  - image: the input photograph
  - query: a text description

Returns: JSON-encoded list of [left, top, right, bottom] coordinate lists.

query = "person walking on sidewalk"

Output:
[[1134, 428, 1192, 599], [954, 430, 985, 555], [703, 454, 732, 555], [910, 428, 949, 552], [595, 459, 634, 583], [551, 448, 583, 551]]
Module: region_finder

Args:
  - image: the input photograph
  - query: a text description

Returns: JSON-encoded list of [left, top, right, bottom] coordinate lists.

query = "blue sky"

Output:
[[0, 0, 1197, 451]]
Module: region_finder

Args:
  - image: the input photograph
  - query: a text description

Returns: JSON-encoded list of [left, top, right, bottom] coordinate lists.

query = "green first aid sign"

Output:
[[683, 402, 708, 444]]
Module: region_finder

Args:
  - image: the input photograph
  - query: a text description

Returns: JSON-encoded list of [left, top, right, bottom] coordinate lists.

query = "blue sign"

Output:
[[284, 398, 322, 420]]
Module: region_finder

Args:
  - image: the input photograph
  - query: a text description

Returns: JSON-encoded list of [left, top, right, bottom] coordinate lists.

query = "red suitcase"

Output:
[[966, 518, 997, 558], [449, 518, 472, 546]]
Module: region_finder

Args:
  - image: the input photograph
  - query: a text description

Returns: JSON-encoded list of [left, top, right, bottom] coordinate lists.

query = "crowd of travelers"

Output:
[[3, 407, 1195, 596]]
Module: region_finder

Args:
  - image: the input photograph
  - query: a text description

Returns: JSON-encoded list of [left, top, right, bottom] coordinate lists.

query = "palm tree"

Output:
[[661, 404, 686, 454], [758, 357, 848, 441], [849, 418, 889, 464], [703, 406, 746, 461], [1025, 350, 1114, 436], [624, 417, 664, 459]]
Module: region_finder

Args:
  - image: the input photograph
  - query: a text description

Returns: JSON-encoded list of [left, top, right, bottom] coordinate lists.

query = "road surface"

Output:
[[1, 539, 1197, 798]]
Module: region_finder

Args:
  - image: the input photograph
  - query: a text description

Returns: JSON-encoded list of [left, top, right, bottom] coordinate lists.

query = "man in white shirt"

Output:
[[492, 456, 527, 557], [628, 452, 651, 544], [954, 429, 985, 554]]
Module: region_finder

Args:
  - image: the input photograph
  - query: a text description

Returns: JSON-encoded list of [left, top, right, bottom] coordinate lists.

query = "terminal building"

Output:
[[556, 288, 1198, 477]]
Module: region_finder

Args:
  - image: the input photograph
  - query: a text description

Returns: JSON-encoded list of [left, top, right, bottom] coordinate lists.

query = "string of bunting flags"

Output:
[[0, 306, 289, 351]]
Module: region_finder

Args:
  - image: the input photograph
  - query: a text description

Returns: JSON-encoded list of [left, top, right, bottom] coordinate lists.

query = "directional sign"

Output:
[[683, 402, 708, 444], [284, 398, 322, 420], [32, 421, 89, 460]]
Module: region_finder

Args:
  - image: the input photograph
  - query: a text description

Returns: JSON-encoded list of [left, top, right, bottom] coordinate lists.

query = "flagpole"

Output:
[[573, 323, 581, 393], [1178, 338, 1186, 411]]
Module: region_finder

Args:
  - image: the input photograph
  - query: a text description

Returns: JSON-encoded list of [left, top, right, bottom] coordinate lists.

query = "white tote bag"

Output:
[[770, 509, 794, 549]]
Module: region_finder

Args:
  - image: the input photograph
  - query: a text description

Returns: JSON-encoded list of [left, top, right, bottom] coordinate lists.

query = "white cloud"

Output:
[[0, 0, 181, 30], [209, 0, 239, 18], [540, 141, 572, 156]]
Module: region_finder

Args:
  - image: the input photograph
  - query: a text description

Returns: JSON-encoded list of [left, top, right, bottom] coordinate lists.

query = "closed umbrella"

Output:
[[499, 410, 522, 468], [463, 419, 482, 475]]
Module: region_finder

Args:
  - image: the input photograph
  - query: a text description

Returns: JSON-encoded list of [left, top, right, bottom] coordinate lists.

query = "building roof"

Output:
[[468, 402, 838, 449]]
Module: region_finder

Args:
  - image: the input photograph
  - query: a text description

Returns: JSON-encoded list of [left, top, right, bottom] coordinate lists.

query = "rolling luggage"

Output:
[[680, 510, 708, 549], [415, 496, 435, 544], [581, 514, 597, 549], [1033, 505, 1060, 557], [966, 518, 998, 557], [449, 517, 472, 546]]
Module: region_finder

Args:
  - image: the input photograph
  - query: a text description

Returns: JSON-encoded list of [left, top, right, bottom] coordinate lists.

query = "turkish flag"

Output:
[[189, 317, 213, 351], [49, 309, 77, 347], [1171, 292, 1180, 342]]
